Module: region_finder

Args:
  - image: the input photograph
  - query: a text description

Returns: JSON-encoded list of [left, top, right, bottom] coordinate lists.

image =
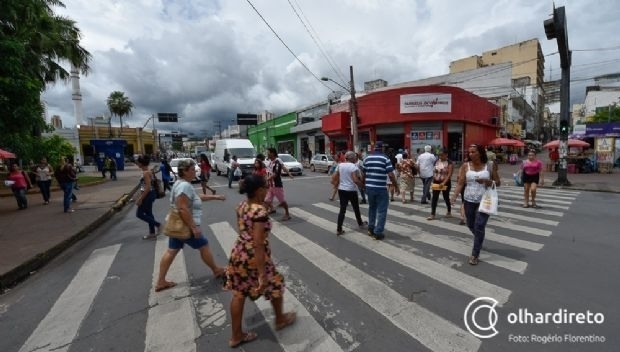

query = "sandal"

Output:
[[459, 219, 466, 225], [426, 215, 435, 221], [229, 331, 258, 348], [522, 204, 530, 208], [468, 256, 479, 265], [532, 204, 542, 209], [275, 312, 297, 331], [154, 281, 177, 292]]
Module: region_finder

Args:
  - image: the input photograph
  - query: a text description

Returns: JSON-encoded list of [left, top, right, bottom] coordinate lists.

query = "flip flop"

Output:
[[229, 331, 258, 348], [154, 281, 177, 292], [275, 312, 297, 331]]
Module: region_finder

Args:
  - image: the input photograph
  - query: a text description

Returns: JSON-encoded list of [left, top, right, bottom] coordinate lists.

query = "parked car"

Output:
[[310, 154, 334, 173], [278, 154, 303, 176], [169, 158, 201, 183]]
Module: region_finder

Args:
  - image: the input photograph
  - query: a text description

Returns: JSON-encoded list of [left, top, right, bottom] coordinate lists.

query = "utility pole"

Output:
[[349, 65, 358, 153], [544, 5, 571, 186]]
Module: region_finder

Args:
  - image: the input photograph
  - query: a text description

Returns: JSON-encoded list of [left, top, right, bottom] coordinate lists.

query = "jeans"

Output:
[[38, 180, 52, 202], [421, 177, 433, 202], [337, 190, 364, 231], [228, 169, 235, 187], [110, 169, 117, 180], [366, 187, 389, 236], [464, 201, 490, 257], [136, 190, 160, 234], [12, 188, 28, 209], [430, 182, 452, 216], [60, 182, 74, 212]]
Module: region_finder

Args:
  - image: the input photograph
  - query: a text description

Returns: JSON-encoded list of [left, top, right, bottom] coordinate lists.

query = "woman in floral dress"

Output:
[[397, 153, 416, 203], [225, 174, 296, 348]]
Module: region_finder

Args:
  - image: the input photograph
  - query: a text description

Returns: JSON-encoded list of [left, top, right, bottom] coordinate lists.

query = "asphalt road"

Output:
[[0, 171, 618, 352]]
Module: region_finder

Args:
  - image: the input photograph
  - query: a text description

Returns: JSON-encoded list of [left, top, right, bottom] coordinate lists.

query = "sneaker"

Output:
[[367, 228, 375, 237], [358, 221, 368, 229], [373, 233, 385, 241], [142, 233, 157, 240]]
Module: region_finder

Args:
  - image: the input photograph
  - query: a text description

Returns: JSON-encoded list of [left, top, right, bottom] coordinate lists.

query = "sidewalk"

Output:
[[1, 161, 618, 292], [0, 165, 143, 292]]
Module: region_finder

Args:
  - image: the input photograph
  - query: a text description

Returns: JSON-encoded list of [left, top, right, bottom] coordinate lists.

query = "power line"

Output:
[[288, 0, 348, 86], [244, 0, 332, 91]]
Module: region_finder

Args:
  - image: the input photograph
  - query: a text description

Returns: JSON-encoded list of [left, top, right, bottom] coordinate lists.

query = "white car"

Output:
[[169, 158, 201, 183], [278, 154, 303, 176]]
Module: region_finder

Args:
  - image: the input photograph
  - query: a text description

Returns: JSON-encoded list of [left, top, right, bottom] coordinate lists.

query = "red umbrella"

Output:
[[488, 137, 524, 147], [0, 148, 16, 159], [542, 139, 590, 149]]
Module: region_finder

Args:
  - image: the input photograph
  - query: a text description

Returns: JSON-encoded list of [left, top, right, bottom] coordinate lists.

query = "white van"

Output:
[[212, 139, 257, 177]]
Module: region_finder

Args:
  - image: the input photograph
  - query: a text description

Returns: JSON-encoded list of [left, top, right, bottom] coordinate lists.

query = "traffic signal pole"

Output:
[[544, 6, 571, 186]]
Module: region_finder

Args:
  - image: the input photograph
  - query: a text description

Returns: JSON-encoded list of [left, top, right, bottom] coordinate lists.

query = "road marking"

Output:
[[290, 207, 512, 304], [18, 245, 121, 352], [318, 203, 528, 273], [144, 237, 199, 352], [210, 222, 345, 352], [358, 203, 544, 250], [268, 221, 481, 352]]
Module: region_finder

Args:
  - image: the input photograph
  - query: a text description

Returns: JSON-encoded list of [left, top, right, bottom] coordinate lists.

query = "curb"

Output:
[[0, 184, 141, 293]]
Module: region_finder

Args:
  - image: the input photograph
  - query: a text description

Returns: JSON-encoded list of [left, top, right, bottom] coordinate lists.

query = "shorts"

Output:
[[168, 231, 208, 249], [522, 173, 540, 184], [265, 187, 286, 204]]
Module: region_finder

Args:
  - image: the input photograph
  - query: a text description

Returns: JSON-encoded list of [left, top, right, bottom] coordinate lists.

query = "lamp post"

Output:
[[322, 65, 358, 152]]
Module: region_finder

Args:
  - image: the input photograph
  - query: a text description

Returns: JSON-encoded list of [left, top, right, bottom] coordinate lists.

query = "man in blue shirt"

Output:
[[363, 142, 399, 240]]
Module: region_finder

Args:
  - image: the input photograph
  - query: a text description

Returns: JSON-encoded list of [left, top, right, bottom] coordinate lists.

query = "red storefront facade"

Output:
[[321, 85, 500, 160]]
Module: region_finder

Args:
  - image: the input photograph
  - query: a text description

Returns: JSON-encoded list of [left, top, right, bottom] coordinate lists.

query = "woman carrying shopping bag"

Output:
[[450, 145, 500, 266]]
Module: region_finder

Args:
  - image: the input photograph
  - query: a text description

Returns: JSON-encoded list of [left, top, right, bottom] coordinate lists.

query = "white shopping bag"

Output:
[[478, 181, 498, 215]]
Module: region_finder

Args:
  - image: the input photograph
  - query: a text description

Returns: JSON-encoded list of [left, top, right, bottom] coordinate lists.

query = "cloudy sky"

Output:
[[42, 0, 620, 135]]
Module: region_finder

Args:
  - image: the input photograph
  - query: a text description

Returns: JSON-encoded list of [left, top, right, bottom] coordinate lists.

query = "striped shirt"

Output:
[[363, 152, 394, 190]]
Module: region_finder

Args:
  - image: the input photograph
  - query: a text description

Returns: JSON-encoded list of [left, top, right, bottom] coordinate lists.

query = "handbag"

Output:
[[162, 208, 191, 240], [152, 172, 166, 199], [478, 181, 498, 215], [431, 183, 447, 191]]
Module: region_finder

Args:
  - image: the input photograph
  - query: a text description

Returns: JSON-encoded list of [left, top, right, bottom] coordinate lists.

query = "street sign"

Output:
[[157, 113, 178, 122], [237, 113, 258, 125]]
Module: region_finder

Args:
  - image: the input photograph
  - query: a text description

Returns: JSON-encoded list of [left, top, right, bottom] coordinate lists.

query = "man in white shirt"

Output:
[[416, 145, 436, 204]]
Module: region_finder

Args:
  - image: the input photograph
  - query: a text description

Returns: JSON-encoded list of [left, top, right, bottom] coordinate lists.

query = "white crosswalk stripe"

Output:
[[18, 245, 121, 352], [15, 185, 577, 352]]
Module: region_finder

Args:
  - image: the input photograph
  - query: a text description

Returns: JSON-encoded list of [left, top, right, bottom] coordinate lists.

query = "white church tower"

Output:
[[71, 65, 84, 126]]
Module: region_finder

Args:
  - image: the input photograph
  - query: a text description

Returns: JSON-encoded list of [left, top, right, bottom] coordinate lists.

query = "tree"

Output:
[[591, 105, 620, 123], [0, 0, 91, 161], [106, 91, 134, 137]]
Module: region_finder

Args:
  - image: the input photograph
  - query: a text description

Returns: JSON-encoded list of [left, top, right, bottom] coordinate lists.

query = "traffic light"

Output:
[[543, 6, 570, 69], [560, 120, 569, 134]]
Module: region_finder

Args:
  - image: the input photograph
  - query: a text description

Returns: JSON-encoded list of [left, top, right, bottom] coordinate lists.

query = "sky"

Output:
[[42, 0, 620, 136]]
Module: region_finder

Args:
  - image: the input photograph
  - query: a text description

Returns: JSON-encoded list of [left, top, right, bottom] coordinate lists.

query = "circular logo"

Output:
[[464, 297, 499, 339]]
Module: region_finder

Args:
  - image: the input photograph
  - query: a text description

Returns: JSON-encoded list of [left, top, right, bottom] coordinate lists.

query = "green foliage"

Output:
[[107, 91, 134, 136], [591, 106, 620, 123], [0, 0, 91, 163], [40, 134, 76, 168]]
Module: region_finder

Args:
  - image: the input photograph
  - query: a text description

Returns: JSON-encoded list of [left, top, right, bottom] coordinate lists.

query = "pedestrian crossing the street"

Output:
[[14, 186, 580, 352]]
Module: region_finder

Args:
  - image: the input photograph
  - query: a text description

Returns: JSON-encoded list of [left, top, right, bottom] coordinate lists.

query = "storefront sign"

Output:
[[411, 130, 442, 144], [596, 138, 613, 152], [400, 93, 452, 113], [585, 123, 620, 137]]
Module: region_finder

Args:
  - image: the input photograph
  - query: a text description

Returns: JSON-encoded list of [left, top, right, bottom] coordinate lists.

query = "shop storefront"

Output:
[[321, 86, 500, 158]]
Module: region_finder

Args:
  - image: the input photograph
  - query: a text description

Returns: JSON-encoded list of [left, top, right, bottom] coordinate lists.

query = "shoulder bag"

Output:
[[162, 182, 191, 240]]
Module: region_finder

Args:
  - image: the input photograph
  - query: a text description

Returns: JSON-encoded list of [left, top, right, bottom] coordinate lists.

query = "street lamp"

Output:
[[321, 65, 358, 152]]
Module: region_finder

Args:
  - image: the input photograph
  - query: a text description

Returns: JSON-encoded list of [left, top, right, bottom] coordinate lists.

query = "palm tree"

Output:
[[106, 91, 134, 137]]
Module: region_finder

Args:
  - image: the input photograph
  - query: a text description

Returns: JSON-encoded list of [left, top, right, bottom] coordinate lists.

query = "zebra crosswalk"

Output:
[[14, 185, 579, 352]]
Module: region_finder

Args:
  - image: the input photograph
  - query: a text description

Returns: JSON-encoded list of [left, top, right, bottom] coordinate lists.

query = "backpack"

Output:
[[152, 172, 166, 199]]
